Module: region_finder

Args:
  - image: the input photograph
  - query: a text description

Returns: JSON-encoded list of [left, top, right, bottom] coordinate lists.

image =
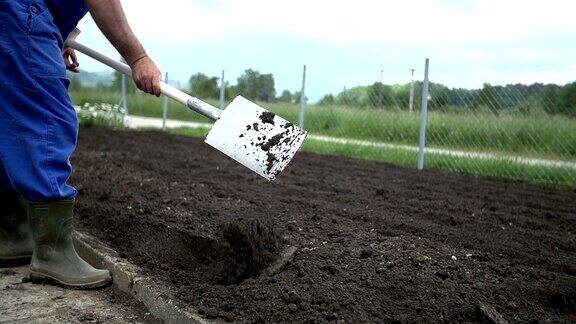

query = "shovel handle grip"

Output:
[[66, 39, 221, 121]]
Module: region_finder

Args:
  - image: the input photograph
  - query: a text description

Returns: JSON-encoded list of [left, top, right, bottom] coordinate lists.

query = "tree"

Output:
[[225, 84, 238, 101], [111, 58, 137, 93], [189, 73, 219, 99], [429, 83, 449, 110], [336, 86, 366, 106], [318, 94, 335, 106], [430, 91, 449, 111], [236, 69, 276, 102], [278, 90, 293, 103], [541, 84, 562, 115], [390, 83, 410, 109], [236, 69, 258, 100], [293, 91, 308, 104], [367, 82, 393, 108], [558, 82, 576, 117], [259, 73, 276, 102], [473, 83, 501, 113]]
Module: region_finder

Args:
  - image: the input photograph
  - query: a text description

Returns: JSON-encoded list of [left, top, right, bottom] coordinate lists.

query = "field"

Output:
[[71, 128, 576, 322], [70, 90, 576, 159], [71, 90, 576, 188]]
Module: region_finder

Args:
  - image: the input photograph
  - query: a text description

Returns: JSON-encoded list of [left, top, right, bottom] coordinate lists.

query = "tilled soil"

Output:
[[72, 128, 576, 322]]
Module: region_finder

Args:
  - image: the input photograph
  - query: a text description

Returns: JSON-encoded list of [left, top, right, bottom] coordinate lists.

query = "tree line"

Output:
[[186, 69, 306, 103], [318, 81, 576, 117], [69, 69, 576, 117], [70, 68, 305, 105]]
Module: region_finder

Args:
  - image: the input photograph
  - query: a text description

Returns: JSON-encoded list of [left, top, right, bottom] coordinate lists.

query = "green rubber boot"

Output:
[[28, 200, 112, 289], [0, 192, 33, 267]]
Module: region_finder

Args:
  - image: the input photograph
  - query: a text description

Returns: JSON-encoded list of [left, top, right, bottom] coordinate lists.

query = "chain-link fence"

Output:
[[71, 59, 576, 188], [299, 61, 576, 188]]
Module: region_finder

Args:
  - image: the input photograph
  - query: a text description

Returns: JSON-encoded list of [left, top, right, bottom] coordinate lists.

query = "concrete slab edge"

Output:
[[73, 230, 208, 324]]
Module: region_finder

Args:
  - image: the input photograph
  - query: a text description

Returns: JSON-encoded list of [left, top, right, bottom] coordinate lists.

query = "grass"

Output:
[[71, 90, 576, 160], [170, 126, 576, 189], [72, 90, 576, 188]]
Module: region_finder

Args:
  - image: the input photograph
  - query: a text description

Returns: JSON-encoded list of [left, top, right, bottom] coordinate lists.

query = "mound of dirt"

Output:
[[210, 219, 283, 285]]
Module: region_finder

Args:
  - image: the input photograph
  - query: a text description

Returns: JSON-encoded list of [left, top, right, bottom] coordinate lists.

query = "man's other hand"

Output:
[[131, 56, 161, 97], [63, 47, 79, 73]]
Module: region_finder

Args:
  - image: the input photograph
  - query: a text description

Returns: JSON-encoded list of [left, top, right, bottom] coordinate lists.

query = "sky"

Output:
[[76, 0, 576, 101]]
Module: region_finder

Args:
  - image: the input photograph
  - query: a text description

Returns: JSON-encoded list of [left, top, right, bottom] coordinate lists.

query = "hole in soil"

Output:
[[208, 219, 283, 285], [78, 214, 283, 287], [549, 291, 576, 313]]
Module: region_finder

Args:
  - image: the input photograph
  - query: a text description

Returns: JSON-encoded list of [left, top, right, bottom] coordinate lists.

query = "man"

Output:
[[0, 0, 161, 289]]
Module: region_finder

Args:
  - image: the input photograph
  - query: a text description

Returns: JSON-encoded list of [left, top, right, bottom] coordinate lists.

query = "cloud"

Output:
[[108, 0, 575, 46], [74, 0, 575, 99]]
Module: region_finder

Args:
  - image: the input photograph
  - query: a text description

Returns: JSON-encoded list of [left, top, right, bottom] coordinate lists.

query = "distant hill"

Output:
[[68, 70, 114, 88]]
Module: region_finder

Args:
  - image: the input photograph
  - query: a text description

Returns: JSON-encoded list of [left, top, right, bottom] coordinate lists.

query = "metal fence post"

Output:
[[409, 68, 415, 113], [162, 72, 169, 131], [219, 70, 226, 109], [417, 58, 430, 170], [298, 65, 307, 129], [120, 73, 128, 116]]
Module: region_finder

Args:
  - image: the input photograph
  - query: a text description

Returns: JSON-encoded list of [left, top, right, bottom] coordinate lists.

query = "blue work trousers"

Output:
[[0, 0, 78, 202]]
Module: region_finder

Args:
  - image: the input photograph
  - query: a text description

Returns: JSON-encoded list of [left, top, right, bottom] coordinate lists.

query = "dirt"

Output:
[[236, 111, 305, 179], [72, 128, 576, 322], [259, 111, 276, 125], [260, 133, 284, 152], [241, 112, 305, 177], [210, 219, 284, 285]]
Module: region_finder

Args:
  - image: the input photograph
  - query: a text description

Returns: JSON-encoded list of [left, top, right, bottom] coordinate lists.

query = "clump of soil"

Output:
[[266, 152, 277, 173], [209, 219, 283, 285], [260, 134, 284, 152], [259, 112, 275, 125]]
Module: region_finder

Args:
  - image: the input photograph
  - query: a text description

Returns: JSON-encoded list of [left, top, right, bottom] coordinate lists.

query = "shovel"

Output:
[[65, 29, 307, 181]]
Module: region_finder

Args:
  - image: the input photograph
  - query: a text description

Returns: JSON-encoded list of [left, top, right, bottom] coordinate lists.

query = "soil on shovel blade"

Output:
[[72, 128, 576, 322]]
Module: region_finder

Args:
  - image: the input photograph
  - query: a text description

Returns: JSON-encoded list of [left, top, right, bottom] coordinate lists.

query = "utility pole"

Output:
[[380, 69, 384, 83], [409, 68, 416, 113]]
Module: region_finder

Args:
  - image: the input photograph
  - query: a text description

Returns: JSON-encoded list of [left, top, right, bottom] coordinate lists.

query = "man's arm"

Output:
[[84, 0, 161, 96]]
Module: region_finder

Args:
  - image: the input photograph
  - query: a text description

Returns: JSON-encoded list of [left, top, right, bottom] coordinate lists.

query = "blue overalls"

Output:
[[0, 0, 87, 202]]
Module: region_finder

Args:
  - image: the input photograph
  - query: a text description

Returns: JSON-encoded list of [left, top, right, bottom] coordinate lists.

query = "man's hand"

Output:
[[63, 47, 79, 73], [130, 56, 162, 97]]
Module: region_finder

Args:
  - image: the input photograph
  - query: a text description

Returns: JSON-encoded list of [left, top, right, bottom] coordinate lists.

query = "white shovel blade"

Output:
[[205, 96, 307, 180]]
